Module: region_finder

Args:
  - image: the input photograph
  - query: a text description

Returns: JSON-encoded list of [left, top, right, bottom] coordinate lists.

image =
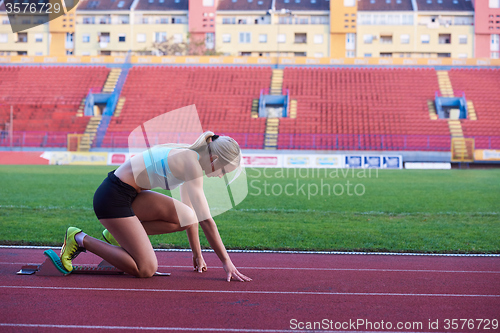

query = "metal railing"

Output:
[[1, 131, 499, 151]]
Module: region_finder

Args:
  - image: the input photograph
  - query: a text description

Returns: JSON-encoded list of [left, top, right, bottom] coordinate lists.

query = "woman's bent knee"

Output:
[[135, 260, 158, 278]]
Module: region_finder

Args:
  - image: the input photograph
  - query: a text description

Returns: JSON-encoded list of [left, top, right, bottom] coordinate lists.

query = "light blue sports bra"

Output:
[[142, 146, 199, 190]]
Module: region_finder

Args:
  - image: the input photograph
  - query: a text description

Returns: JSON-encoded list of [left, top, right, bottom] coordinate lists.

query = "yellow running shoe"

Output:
[[60, 227, 86, 272], [102, 229, 120, 247]]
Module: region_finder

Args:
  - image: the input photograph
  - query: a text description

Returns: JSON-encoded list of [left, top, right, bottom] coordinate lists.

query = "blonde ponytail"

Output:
[[158, 131, 213, 150], [159, 131, 241, 166]]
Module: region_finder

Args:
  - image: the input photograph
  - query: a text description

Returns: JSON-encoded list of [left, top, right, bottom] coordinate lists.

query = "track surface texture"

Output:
[[0, 248, 499, 333]]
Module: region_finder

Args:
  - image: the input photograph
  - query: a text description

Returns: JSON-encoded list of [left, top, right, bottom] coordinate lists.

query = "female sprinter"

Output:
[[59, 131, 251, 282]]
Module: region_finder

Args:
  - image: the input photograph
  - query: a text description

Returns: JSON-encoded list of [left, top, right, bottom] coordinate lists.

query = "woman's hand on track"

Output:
[[193, 256, 207, 273], [222, 260, 252, 282]]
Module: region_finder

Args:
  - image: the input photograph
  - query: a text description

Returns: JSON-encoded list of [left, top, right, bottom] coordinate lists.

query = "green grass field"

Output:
[[0, 165, 499, 254]]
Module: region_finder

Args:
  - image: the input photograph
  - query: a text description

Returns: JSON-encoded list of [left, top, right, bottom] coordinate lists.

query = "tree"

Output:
[[152, 33, 224, 56]]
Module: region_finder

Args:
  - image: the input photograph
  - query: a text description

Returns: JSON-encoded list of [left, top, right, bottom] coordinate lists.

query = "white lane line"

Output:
[[0, 323, 444, 333], [0, 285, 498, 298], [1, 245, 499, 257], [1, 262, 499, 274], [157, 265, 500, 274]]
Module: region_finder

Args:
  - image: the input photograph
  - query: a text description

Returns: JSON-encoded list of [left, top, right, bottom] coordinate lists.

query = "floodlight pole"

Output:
[[10, 105, 13, 150]]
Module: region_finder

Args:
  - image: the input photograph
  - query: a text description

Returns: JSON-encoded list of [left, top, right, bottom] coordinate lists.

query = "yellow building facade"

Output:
[[216, 11, 330, 57], [356, 10, 474, 58], [0, 0, 480, 59], [329, 0, 357, 58], [74, 12, 188, 56], [0, 13, 51, 56], [49, 9, 77, 56]]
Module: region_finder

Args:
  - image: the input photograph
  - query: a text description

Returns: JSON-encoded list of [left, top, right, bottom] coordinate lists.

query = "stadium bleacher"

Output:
[[0, 65, 498, 151], [448, 68, 500, 149], [0, 66, 109, 147], [280, 67, 451, 150], [102, 66, 270, 149]]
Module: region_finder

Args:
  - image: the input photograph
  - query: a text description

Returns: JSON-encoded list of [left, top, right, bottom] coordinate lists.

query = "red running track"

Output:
[[0, 248, 499, 332]]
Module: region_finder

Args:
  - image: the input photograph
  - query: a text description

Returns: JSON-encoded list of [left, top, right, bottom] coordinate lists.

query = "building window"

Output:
[[82, 34, 90, 43], [363, 34, 373, 44], [34, 33, 43, 43], [98, 32, 110, 43], [118, 34, 126, 42], [490, 0, 500, 8], [83, 17, 95, 24], [222, 34, 231, 43], [387, 14, 400, 25], [438, 34, 451, 44], [239, 32, 251, 43], [203, 0, 214, 5], [311, 16, 329, 25], [277, 34, 286, 43], [99, 16, 111, 24], [491, 52, 499, 59], [400, 34, 410, 44], [491, 34, 499, 51], [294, 52, 306, 57], [313, 34, 323, 44], [119, 15, 129, 24], [137, 34, 146, 43], [0, 34, 7, 43], [421, 34, 430, 44], [259, 34, 267, 43], [380, 53, 392, 57], [88, 0, 99, 8], [458, 53, 467, 58], [346, 33, 355, 50], [172, 16, 186, 24], [344, 0, 355, 6], [380, 35, 392, 44], [346, 50, 355, 58], [294, 33, 307, 44], [364, 53, 372, 57], [402, 14, 413, 25], [314, 52, 323, 58], [458, 35, 467, 44], [17, 33, 27, 43], [222, 17, 236, 24], [359, 14, 370, 25], [205, 32, 214, 49], [437, 53, 451, 58], [155, 32, 167, 43]]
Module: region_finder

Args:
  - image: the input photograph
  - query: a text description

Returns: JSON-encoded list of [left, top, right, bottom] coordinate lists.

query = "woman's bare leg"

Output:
[[81, 191, 195, 277], [132, 190, 196, 235], [83, 216, 157, 278]]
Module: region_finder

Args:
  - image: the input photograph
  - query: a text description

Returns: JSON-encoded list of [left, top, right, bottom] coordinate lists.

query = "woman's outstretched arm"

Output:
[[181, 158, 251, 282], [199, 218, 251, 282], [180, 184, 207, 272]]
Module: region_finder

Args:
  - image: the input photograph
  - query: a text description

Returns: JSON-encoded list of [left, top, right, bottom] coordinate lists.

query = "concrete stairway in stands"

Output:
[[102, 68, 122, 93], [270, 69, 283, 95], [264, 118, 279, 149], [78, 116, 102, 151]]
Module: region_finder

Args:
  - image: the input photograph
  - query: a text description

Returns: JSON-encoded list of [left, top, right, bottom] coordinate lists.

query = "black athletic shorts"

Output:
[[93, 170, 138, 219]]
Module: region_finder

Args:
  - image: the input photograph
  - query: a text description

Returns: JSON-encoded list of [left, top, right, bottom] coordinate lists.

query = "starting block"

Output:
[[17, 249, 170, 277]]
